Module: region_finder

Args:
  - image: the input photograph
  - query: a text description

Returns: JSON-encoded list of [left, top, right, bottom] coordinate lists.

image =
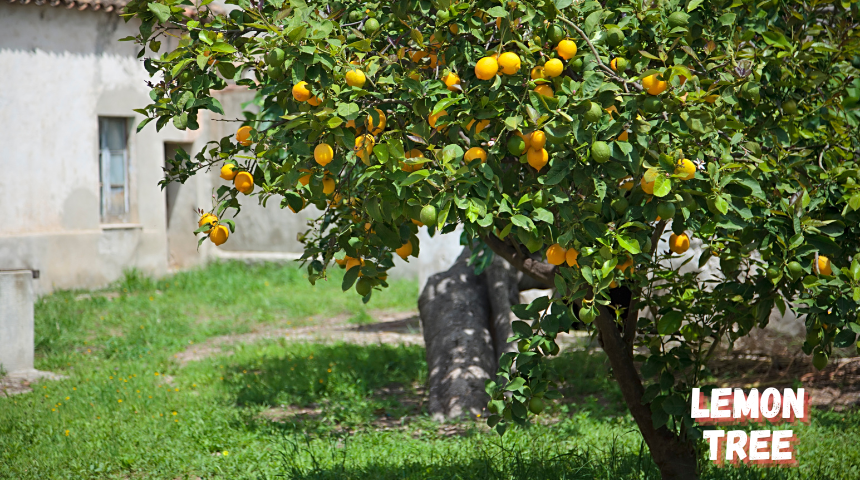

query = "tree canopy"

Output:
[[124, 0, 860, 477]]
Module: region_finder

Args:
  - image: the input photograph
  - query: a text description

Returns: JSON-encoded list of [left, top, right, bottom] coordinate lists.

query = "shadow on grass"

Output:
[[273, 430, 835, 480], [222, 342, 427, 428]]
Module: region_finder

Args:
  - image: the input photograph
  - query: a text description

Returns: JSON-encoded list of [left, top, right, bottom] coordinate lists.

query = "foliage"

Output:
[[123, 0, 860, 466]]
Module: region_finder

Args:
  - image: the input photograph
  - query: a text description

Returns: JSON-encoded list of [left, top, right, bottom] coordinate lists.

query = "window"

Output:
[[99, 117, 130, 222]]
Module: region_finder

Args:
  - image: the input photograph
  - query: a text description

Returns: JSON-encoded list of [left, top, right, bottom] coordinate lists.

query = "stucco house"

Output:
[[0, 0, 330, 293], [0, 0, 457, 294]]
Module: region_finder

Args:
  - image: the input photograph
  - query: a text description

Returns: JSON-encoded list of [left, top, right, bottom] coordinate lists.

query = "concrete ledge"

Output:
[[211, 249, 303, 263], [0, 369, 67, 397]]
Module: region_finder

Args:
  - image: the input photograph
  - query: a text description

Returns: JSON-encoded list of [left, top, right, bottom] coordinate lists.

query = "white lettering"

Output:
[[702, 430, 726, 461], [733, 388, 759, 419], [691, 388, 710, 418], [748, 430, 770, 461], [783, 388, 804, 420], [761, 388, 781, 418], [711, 388, 732, 419], [726, 430, 748, 461], [771, 430, 794, 461]]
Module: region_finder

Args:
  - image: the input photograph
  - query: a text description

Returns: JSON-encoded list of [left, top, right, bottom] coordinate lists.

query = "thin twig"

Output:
[[558, 17, 643, 92]]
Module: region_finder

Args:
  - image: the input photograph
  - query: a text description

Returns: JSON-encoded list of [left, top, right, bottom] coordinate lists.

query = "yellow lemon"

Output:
[[314, 143, 334, 166], [464, 147, 487, 164], [546, 244, 566, 265], [498, 52, 521, 75], [557, 39, 577, 60], [234, 171, 254, 194], [527, 148, 548, 171], [675, 158, 696, 180], [292, 81, 312, 102], [543, 58, 564, 78], [475, 56, 499, 80], [236, 126, 252, 146], [220, 164, 238, 180], [669, 234, 690, 255], [345, 69, 367, 88], [209, 224, 230, 246]]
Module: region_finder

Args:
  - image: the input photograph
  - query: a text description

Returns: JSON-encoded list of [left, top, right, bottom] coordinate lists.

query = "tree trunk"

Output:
[[484, 253, 521, 359], [593, 306, 699, 480], [418, 248, 539, 420], [482, 232, 699, 480], [418, 249, 497, 420]]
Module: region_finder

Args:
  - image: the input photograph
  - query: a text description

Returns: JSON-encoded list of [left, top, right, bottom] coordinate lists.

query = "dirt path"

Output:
[[173, 310, 425, 365]]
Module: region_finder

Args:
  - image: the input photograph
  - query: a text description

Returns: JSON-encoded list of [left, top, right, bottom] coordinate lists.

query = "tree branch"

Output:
[[483, 235, 556, 288], [557, 17, 643, 92]]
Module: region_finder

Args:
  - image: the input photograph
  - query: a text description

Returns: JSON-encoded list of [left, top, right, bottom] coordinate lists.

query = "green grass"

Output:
[[1, 261, 858, 479]]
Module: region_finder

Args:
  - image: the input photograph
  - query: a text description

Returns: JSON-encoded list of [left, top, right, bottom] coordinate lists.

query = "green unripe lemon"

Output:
[[436, 9, 450, 22], [766, 267, 781, 280], [420, 205, 437, 226], [584, 102, 603, 123], [507, 135, 527, 156], [656, 202, 676, 220], [355, 277, 373, 296], [783, 99, 798, 115], [266, 48, 285, 67], [529, 397, 546, 415], [590, 141, 611, 163], [517, 339, 529, 352], [668, 12, 689, 28], [787, 261, 804, 280], [548, 25, 565, 44], [606, 28, 625, 47], [525, 236, 544, 253], [364, 18, 380, 34], [579, 307, 596, 324], [571, 58, 584, 72], [806, 330, 821, 347]]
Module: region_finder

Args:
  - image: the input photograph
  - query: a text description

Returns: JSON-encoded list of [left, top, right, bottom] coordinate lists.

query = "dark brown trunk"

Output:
[[593, 306, 699, 480]]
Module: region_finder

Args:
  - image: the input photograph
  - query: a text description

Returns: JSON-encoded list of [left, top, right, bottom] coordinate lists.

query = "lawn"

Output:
[[1, 262, 857, 479]]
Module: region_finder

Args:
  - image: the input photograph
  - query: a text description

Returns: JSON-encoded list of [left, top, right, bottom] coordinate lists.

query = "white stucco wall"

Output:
[[0, 3, 460, 295], [0, 3, 210, 292]]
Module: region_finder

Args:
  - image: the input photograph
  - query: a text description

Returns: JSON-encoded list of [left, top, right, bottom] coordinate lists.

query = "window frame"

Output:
[[98, 117, 131, 223]]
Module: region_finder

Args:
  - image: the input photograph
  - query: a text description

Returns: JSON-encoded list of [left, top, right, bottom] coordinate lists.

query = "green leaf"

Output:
[[373, 144, 389, 164], [210, 42, 237, 54], [617, 235, 641, 254], [147, 2, 170, 23], [511, 214, 535, 232], [762, 31, 791, 50], [511, 321, 532, 337], [718, 12, 736, 26], [662, 394, 687, 416], [486, 6, 508, 17], [432, 97, 461, 116], [505, 377, 526, 392], [714, 196, 729, 215], [653, 175, 671, 197], [686, 0, 704, 11], [581, 71, 605, 98], [533, 208, 554, 224], [657, 311, 683, 335], [583, 9, 603, 36], [554, 0, 573, 9], [400, 170, 430, 186], [341, 264, 360, 291]]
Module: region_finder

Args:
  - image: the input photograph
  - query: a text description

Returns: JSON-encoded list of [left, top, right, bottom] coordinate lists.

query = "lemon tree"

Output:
[[124, 0, 860, 477]]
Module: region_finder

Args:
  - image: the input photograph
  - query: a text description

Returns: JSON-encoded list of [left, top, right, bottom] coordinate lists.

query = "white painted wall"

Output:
[[0, 3, 208, 292], [0, 3, 461, 295]]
